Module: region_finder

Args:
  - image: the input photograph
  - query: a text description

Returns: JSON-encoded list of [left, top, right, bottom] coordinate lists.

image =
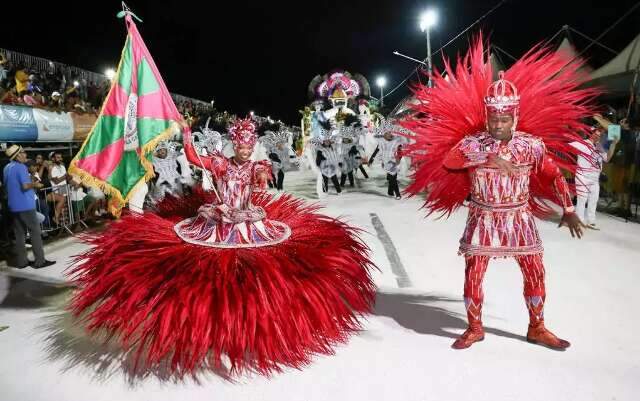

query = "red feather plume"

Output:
[[401, 34, 600, 218], [66, 188, 376, 377]]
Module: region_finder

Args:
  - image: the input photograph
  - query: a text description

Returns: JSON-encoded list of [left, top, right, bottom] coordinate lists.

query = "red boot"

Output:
[[452, 298, 485, 349], [526, 322, 571, 350], [524, 295, 570, 350]]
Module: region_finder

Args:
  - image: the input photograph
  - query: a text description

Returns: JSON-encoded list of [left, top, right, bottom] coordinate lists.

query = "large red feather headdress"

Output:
[[401, 35, 599, 218]]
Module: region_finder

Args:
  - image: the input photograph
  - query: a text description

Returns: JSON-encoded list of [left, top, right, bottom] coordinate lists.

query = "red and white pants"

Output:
[[463, 254, 546, 324]]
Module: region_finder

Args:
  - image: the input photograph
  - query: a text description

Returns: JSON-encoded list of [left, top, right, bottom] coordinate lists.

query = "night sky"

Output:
[[2, 0, 638, 124]]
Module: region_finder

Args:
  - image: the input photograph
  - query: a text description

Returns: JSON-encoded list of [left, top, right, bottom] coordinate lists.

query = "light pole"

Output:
[[419, 9, 437, 87], [376, 76, 387, 107]]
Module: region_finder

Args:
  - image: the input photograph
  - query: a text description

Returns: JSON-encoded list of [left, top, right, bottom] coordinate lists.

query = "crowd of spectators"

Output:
[[0, 51, 216, 122], [0, 52, 107, 115]]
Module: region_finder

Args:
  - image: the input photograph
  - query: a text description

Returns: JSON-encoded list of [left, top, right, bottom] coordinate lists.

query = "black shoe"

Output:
[[32, 260, 56, 269], [11, 262, 31, 269]]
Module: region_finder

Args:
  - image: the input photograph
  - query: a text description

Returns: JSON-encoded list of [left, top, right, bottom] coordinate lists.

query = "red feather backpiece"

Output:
[[401, 35, 599, 218], [67, 188, 376, 377]]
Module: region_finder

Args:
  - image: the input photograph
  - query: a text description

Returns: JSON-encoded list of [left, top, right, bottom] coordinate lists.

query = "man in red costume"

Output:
[[444, 73, 584, 350], [402, 40, 597, 351]]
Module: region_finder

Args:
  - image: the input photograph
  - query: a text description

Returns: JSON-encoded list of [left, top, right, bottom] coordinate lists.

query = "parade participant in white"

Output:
[[314, 129, 342, 194], [151, 141, 184, 201], [339, 124, 367, 187], [263, 130, 295, 191], [570, 125, 617, 229], [369, 123, 404, 199], [310, 100, 327, 139]]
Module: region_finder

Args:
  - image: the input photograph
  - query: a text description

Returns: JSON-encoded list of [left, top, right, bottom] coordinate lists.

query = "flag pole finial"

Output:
[[117, 2, 143, 22]]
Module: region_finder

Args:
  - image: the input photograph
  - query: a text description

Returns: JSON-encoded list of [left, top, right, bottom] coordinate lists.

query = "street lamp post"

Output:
[[376, 76, 387, 107], [419, 9, 437, 88]]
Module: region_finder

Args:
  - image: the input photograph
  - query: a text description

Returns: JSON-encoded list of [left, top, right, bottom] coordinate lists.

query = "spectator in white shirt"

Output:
[[49, 152, 68, 188], [48, 152, 70, 224]]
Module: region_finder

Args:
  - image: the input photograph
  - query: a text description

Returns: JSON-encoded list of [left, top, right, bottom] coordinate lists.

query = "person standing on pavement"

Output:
[[49, 152, 70, 224], [2, 145, 55, 269]]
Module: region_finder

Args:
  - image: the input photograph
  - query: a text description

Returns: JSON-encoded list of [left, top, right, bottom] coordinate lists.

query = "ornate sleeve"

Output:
[[534, 140, 575, 214], [443, 136, 491, 170], [183, 129, 227, 177], [252, 160, 272, 189]]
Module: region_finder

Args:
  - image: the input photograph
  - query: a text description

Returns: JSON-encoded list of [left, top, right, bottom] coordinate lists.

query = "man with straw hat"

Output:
[[3, 145, 55, 269]]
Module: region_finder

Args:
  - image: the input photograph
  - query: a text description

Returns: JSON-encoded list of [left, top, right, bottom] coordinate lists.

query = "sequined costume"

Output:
[[370, 132, 404, 198], [263, 130, 294, 191], [339, 125, 366, 187], [69, 118, 376, 376], [175, 147, 291, 247], [445, 132, 573, 257], [314, 130, 343, 193], [151, 142, 184, 200], [401, 37, 598, 350]]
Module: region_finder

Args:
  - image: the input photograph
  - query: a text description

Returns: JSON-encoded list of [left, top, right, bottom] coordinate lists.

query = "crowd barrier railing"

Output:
[[35, 184, 89, 235]]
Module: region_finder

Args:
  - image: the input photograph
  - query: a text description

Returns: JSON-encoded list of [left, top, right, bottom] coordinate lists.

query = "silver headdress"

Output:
[[372, 116, 412, 139], [261, 129, 289, 149], [192, 117, 224, 154]]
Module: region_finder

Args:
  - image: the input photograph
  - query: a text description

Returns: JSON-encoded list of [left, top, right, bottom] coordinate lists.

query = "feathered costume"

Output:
[[312, 128, 343, 194], [151, 141, 185, 201], [339, 124, 366, 187], [262, 129, 294, 191], [401, 37, 598, 350], [68, 118, 376, 376], [370, 117, 408, 199]]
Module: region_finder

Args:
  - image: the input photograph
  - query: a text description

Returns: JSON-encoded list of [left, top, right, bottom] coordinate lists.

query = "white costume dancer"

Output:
[[570, 126, 616, 229], [263, 130, 295, 191], [369, 120, 405, 199], [152, 141, 184, 200], [313, 129, 342, 194], [310, 100, 327, 140], [339, 124, 367, 187]]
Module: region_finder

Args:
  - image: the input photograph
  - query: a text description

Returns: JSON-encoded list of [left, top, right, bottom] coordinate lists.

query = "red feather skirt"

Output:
[[67, 190, 376, 376]]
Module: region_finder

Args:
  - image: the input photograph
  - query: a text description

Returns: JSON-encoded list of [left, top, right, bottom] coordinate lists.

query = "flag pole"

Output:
[[118, 2, 143, 22], [192, 138, 223, 204]]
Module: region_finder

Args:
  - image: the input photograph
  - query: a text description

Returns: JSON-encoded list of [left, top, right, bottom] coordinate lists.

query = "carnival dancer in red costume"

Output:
[[401, 37, 598, 351], [68, 117, 376, 376]]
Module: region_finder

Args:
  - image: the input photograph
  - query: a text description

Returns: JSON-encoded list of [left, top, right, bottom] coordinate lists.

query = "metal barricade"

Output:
[[36, 184, 88, 235]]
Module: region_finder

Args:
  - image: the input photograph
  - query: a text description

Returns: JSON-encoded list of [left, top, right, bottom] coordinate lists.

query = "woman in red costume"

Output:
[[401, 37, 598, 351], [67, 117, 376, 376]]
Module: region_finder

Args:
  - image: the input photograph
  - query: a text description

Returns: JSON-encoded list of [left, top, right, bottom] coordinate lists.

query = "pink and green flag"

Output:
[[70, 14, 183, 215]]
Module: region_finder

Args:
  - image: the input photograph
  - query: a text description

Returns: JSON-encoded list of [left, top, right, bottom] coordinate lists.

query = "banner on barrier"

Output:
[[0, 104, 97, 142], [32, 108, 74, 141], [0, 105, 38, 141]]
